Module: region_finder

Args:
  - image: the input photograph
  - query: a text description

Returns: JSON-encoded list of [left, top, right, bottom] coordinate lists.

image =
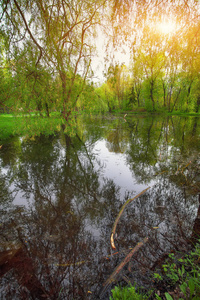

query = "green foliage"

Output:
[[77, 82, 108, 113], [155, 241, 200, 299], [104, 64, 132, 112], [1, 1, 200, 116], [164, 292, 173, 300], [16, 116, 63, 138], [0, 0, 108, 120], [144, 97, 154, 112], [110, 240, 200, 300], [96, 83, 116, 112], [153, 273, 163, 281], [110, 285, 147, 300]]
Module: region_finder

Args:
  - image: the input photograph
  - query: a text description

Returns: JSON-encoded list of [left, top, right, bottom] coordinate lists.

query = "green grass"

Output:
[[0, 113, 63, 142], [0, 114, 17, 141]]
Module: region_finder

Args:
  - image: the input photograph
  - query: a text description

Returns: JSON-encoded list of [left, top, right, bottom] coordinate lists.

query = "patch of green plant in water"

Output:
[[110, 284, 148, 300]]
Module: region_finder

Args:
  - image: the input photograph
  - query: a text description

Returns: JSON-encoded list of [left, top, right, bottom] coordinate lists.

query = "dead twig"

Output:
[[100, 237, 149, 298], [111, 187, 151, 249]]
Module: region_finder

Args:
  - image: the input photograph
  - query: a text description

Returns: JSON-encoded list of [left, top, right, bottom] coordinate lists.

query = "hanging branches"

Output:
[[13, 0, 43, 66]]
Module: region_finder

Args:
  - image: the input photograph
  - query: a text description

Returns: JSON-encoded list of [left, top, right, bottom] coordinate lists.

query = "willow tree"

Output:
[[106, 0, 200, 111], [1, 0, 200, 118], [0, 0, 107, 121], [0, 34, 13, 112]]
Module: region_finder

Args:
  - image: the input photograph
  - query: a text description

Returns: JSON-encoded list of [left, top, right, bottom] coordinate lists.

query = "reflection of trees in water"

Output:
[[104, 178, 199, 291], [0, 174, 13, 208], [105, 120, 129, 154], [0, 116, 199, 299], [126, 116, 200, 189], [0, 133, 124, 299]]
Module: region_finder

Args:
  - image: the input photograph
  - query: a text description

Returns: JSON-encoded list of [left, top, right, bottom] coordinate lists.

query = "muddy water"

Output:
[[0, 115, 199, 299]]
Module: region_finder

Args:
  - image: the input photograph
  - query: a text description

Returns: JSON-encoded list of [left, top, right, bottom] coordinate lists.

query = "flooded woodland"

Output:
[[0, 115, 200, 299]]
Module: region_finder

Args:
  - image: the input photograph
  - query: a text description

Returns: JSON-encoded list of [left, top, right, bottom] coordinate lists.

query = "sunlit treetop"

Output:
[[108, 0, 200, 46]]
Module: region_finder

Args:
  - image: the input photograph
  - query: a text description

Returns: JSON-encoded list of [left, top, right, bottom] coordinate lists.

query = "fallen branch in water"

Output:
[[100, 237, 148, 298], [110, 187, 151, 249]]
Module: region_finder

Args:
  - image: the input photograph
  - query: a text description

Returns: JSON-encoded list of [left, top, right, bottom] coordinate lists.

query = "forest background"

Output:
[[1, 0, 200, 127]]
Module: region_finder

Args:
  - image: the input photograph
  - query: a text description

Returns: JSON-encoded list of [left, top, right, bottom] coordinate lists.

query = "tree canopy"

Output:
[[0, 0, 200, 118]]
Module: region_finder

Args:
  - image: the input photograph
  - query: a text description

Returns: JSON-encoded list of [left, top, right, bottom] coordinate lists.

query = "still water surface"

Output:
[[0, 115, 200, 299]]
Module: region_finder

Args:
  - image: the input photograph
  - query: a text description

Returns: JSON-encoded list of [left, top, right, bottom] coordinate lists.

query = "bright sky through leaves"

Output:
[[157, 20, 178, 35]]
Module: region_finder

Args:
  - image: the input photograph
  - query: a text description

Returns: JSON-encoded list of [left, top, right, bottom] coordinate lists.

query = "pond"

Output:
[[0, 115, 200, 299]]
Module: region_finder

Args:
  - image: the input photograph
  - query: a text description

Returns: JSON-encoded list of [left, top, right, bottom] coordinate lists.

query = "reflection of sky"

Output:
[[93, 139, 155, 199], [0, 166, 7, 175], [12, 183, 34, 207], [1, 120, 199, 299]]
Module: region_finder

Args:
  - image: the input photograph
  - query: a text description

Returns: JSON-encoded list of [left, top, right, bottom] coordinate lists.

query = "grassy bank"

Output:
[[0, 113, 62, 141], [1, 111, 200, 142], [0, 114, 18, 141]]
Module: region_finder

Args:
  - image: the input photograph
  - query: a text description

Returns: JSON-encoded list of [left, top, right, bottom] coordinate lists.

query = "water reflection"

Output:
[[0, 115, 199, 299]]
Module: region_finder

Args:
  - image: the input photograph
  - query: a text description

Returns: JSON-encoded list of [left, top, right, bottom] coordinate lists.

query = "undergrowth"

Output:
[[110, 285, 148, 300], [110, 240, 200, 300]]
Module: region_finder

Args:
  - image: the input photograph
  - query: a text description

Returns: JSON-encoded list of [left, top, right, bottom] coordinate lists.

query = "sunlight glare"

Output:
[[158, 20, 177, 35]]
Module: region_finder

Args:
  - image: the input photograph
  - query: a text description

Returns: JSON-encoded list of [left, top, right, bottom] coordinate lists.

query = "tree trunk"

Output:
[[59, 70, 71, 121], [150, 81, 155, 110], [45, 102, 50, 117]]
